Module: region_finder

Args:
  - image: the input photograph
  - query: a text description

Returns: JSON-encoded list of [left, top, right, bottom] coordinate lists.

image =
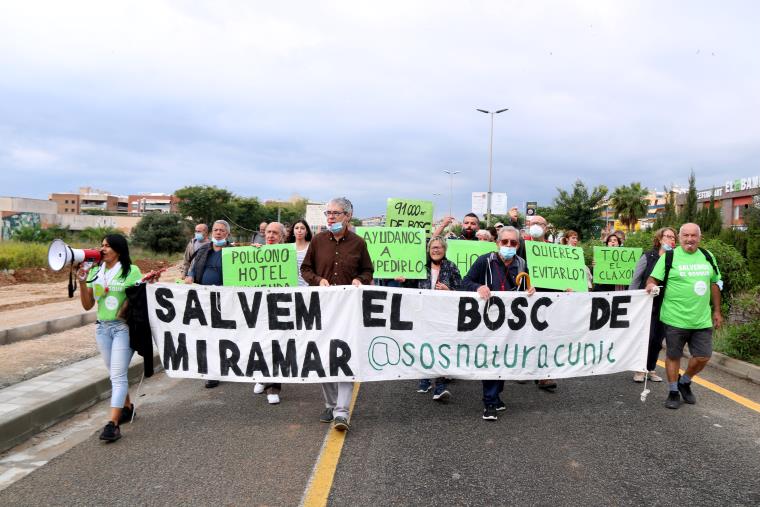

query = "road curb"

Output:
[[0, 312, 97, 346], [709, 351, 760, 385], [0, 354, 162, 454]]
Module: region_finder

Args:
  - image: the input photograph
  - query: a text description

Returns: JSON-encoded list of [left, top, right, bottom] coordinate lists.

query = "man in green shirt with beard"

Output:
[[646, 223, 722, 409]]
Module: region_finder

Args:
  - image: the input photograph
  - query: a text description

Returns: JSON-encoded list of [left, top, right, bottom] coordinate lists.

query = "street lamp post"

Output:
[[443, 170, 460, 218], [432, 192, 442, 221], [476, 107, 508, 227]]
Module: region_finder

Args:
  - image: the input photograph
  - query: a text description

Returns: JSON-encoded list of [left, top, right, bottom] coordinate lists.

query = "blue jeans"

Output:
[[96, 320, 134, 408], [482, 380, 505, 407]]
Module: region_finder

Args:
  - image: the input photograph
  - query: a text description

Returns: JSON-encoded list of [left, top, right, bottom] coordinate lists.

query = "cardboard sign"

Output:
[[445, 240, 498, 276], [386, 198, 434, 237], [593, 247, 642, 285], [525, 242, 588, 292], [356, 227, 426, 279], [222, 245, 299, 287]]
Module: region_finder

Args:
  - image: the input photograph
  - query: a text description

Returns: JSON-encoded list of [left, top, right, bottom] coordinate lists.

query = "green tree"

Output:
[[696, 189, 723, 238], [682, 170, 698, 223], [175, 185, 237, 225], [132, 213, 191, 253], [228, 196, 265, 239], [653, 186, 679, 230], [609, 182, 649, 232], [542, 180, 608, 240], [745, 205, 760, 285], [79, 226, 123, 244]]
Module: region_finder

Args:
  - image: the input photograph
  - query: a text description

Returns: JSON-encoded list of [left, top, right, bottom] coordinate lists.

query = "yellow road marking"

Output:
[[301, 383, 361, 507], [656, 360, 760, 413]]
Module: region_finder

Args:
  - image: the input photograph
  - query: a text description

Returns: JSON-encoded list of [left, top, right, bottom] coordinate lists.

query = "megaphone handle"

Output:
[[68, 267, 75, 298]]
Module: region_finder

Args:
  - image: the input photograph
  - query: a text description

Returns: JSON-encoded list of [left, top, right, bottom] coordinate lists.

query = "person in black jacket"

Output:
[[185, 219, 232, 388], [628, 227, 677, 383], [462, 226, 535, 421], [399, 236, 462, 401]]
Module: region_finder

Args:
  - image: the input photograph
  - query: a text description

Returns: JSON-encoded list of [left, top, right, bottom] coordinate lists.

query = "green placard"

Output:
[[222, 244, 298, 287], [525, 242, 588, 292], [445, 240, 497, 276], [593, 246, 643, 285], [386, 198, 434, 237], [356, 226, 426, 279]]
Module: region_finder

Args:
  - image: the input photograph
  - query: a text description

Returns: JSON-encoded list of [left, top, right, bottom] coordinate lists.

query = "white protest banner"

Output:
[[148, 285, 651, 383]]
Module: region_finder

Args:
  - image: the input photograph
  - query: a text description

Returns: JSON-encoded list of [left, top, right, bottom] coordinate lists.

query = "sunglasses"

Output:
[[498, 239, 520, 247]]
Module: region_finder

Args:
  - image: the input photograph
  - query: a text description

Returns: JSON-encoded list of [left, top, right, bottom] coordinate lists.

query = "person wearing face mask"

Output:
[[184, 220, 232, 388], [300, 197, 374, 432], [522, 215, 564, 391], [251, 222, 289, 404], [398, 236, 462, 401], [627, 227, 677, 383], [462, 226, 536, 421], [181, 223, 209, 278], [433, 213, 481, 240], [562, 230, 593, 290]]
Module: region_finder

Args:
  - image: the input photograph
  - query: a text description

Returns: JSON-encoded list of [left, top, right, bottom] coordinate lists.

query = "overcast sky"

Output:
[[1, 1, 758, 219]]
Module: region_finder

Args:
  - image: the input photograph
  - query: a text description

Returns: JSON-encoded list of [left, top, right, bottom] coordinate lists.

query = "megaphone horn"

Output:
[[47, 239, 102, 272]]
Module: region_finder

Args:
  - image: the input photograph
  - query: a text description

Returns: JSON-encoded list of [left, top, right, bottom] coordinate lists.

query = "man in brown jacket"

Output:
[[300, 197, 373, 431], [181, 223, 209, 277]]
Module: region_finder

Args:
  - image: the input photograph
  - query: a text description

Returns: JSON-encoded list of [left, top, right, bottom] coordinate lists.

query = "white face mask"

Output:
[[529, 224, 544, 239]]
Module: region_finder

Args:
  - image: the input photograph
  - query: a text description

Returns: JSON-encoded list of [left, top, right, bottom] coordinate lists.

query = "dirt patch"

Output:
[[0, 258, 180, 287]]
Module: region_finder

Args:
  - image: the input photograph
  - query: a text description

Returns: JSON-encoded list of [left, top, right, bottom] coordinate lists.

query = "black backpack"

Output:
[[661, 247, 718, 298]]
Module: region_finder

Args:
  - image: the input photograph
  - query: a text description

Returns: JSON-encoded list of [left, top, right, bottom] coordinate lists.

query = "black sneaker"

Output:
[[495, 401, 506, 411], [319, 407, 334, 423], [119, 404, 135, 425], [205, 380, 220, 388], [678, 377, 696, 404], [483, 406, 498, 420], [99, 421, 121, 442], [665, 391, 681, 409], [333, 416, 350, 431]]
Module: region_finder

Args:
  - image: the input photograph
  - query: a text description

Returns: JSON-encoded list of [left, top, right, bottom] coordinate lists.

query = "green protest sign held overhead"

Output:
[[386, 198, 434, 237], [593, 246, 642, 285], [445, 240, 497, 276], [526, 242, 588, 292], [356, 226, 426, 279], [222, 244, 299, 287]]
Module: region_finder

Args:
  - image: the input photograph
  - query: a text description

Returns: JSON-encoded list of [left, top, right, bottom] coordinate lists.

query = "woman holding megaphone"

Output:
[[78, 234, 143, 443]]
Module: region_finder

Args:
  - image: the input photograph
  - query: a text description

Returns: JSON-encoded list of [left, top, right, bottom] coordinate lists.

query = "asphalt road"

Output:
[[2, 363, 759, 506]]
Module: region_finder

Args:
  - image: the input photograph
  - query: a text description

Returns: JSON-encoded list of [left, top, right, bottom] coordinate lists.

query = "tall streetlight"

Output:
[[432, 192, 442, 221], [476, 107, 508, 227], [443, 170, 460, 218]]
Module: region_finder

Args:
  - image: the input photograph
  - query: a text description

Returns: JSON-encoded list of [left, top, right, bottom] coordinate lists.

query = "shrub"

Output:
[[715, 321, 760, 365], [701, 239, 754, 312], [580, 239, 603, 266], [132, 213, 191, 253], [718, 228, 747, 258], [0, 241, 49, 270], [79, 226, 123, 244], [619, 230, 654, 251]]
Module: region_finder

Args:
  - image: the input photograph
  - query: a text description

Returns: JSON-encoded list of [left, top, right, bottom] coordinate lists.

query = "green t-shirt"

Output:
[[87, 263, 143, 321], [650, 247, 721, 329]]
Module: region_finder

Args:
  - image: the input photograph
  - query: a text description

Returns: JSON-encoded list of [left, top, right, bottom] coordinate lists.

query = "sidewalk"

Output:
[[0, 354, 160, 453]]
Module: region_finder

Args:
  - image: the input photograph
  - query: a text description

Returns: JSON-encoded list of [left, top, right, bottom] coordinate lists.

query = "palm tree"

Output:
[[609, 183, 649, 231]]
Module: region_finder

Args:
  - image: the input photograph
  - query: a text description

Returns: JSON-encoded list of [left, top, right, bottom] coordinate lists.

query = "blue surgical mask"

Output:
[[329, 222, 344, 234], [212, 238, 226, 247], [499, 246, 516, 259], [194, 233, 204, 241], [662, 243, 673, 251]]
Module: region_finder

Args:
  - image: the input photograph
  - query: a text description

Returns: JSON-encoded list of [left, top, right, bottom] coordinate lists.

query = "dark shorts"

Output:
[[664, 324, 713, 359]]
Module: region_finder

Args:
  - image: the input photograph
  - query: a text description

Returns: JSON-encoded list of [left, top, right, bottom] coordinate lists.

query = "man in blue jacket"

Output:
[[462, 226, 535, 421]]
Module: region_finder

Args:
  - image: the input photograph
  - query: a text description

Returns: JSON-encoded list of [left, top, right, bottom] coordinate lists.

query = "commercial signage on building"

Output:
[[725, 176, 760, 193]]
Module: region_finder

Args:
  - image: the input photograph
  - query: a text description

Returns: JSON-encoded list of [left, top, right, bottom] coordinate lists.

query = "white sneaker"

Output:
[[648, 371, 663, 382], [267, 394, 280, 405], [633, 372, 646, 383], [253, 383, 265, 394]]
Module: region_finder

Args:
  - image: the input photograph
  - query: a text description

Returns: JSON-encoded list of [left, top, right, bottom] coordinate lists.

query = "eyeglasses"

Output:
[[323, 211, 345, 217], [498, 239, 520, 247]]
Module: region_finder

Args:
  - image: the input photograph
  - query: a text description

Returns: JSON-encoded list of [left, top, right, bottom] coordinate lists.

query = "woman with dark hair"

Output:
[[628, 227, 677, 383], [593, 231, 625, 292], [287, 219, 313, 287], [78, 234, 142, 442]]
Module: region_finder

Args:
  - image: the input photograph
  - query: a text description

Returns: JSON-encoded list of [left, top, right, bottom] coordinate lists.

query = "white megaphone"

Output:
[[47, 239, 102, 272]]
